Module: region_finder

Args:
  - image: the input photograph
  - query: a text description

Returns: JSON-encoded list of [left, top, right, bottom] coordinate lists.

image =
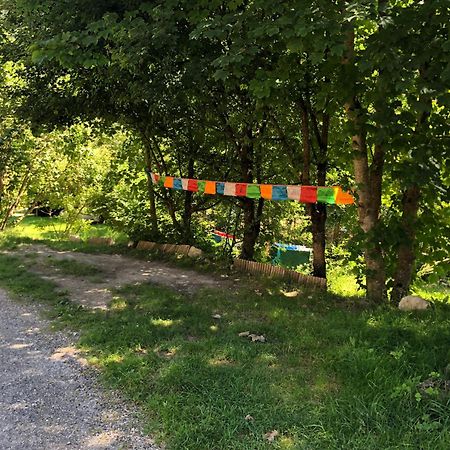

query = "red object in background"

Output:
[[213, 230, 235, 239]]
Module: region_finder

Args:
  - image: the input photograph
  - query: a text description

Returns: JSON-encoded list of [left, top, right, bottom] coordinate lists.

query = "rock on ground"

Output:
[[398, 295, 430, 311], [0, 289, 159, 450]]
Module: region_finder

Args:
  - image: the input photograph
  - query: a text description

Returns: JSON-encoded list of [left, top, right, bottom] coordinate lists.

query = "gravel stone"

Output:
[[0, 289, 159, 450]]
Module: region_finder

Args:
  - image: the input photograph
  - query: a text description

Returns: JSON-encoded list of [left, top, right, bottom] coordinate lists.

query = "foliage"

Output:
[[0, 0, 449, 298]]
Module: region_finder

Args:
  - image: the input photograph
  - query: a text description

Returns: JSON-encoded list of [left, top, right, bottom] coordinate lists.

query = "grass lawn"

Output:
[[0, 217, 449, 449]]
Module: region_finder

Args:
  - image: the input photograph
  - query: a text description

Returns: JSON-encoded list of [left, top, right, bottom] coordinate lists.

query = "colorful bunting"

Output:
[[224, 182, 236, 196], [300, 186, 317, 203], [205, 181, 216, 195], [272, 185, 288, 201], [235, 183, 247, 197], [216, 182, 225, 195], [148, 172, 354, 205], [187, 179, 198, 192], [317, 187, 336, 204], [287, 185, 301, 201], [173, 178, 183, 190], [260, 185, 273, 199], [246, 184, 261, 199], [164, 176, 174, 188], [335, 187, 355, 205], [198, 181, 206, 193]]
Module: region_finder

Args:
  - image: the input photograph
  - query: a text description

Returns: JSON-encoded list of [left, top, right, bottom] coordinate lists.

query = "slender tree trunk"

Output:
[[141, 135, 159, 238], [239, 127, 263, 260], [344, 26, 386, 302], [300, 99, 328, 278], [182, 157, 195, 244], [311, 158, 327, 278], [391, 184, 421, 303]]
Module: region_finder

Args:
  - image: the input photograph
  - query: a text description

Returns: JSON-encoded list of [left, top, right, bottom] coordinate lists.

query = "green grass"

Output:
[[0, 215, 128, 249], [0, 251, 449, 449], [44, 257, 106, 282]]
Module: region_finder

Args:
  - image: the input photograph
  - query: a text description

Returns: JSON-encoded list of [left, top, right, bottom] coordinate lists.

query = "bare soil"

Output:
[[8, 244, 230, 309]]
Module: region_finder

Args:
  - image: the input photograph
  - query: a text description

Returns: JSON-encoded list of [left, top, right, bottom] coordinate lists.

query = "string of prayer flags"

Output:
[[246, 184, 261, 199], [148, 172, 354, 205]]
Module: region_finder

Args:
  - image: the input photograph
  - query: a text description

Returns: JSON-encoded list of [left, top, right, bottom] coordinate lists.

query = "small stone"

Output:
[[398, 295, 430, 311], [250, 334, 266, 343], [212, 314, 222, 319], [264, 430, 279, 442], [244, 414, 254, 421], [187, 246, 203, 258], [238, 331, 250, 337]]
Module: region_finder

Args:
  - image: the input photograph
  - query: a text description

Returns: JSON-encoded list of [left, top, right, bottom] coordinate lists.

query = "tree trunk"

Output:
[[300, 99, 328, 278], [182, 157, 195, 244], [390, 184, 420, 304], [240, 197, 261, 260], [239, 127, 263, 260], [344, 27, 386, 303], [141, 136, 159, 239]]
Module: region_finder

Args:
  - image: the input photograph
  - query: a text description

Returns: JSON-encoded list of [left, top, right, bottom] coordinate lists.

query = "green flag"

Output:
[[246, 184, 261, 199]]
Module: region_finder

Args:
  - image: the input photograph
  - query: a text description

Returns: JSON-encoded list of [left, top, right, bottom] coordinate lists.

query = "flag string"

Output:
[[147, 171, 354, 205]]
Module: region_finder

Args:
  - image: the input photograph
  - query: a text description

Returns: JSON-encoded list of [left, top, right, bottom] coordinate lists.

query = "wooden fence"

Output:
[[233, 258, 327, 290]]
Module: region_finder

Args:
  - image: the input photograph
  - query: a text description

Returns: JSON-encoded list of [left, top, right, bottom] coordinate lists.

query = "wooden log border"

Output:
[[136, 241, 203, 258], [233, 258, 327, 290]]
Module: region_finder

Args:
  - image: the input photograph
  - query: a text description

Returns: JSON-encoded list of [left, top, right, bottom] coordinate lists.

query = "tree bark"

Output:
[[239, 126, 263, 260], [390, 185, 421, 304], [300, 98, 328, 278], [182, 157, 195, 244], [142, 138, 159, 239], [344, 26, 386, 303]]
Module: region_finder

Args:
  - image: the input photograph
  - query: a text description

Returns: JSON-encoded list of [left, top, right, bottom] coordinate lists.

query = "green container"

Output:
[[271, 243, 312, 268]]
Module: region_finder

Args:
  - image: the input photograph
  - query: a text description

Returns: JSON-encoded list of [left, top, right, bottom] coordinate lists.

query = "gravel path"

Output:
[[0, 289, 159, 450]]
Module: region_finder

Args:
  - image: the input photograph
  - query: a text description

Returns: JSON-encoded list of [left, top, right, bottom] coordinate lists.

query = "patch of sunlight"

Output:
[[85, 431, 120, 448], [366, 316, 380, 327], [258, 352, 278, 367], [412, 282, 450, 304], [312, 375, 339, 396], [328, 265, 363, 297], [151, 318, 179, 327], [208, 357, 234, 366], [269, 308, 284, 319], [110, 298, 127, 310], [50, 346, 79, 360], [279, 435, 296, 449], [209, 325, 218, 332], [104, 353, 124, 364]]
